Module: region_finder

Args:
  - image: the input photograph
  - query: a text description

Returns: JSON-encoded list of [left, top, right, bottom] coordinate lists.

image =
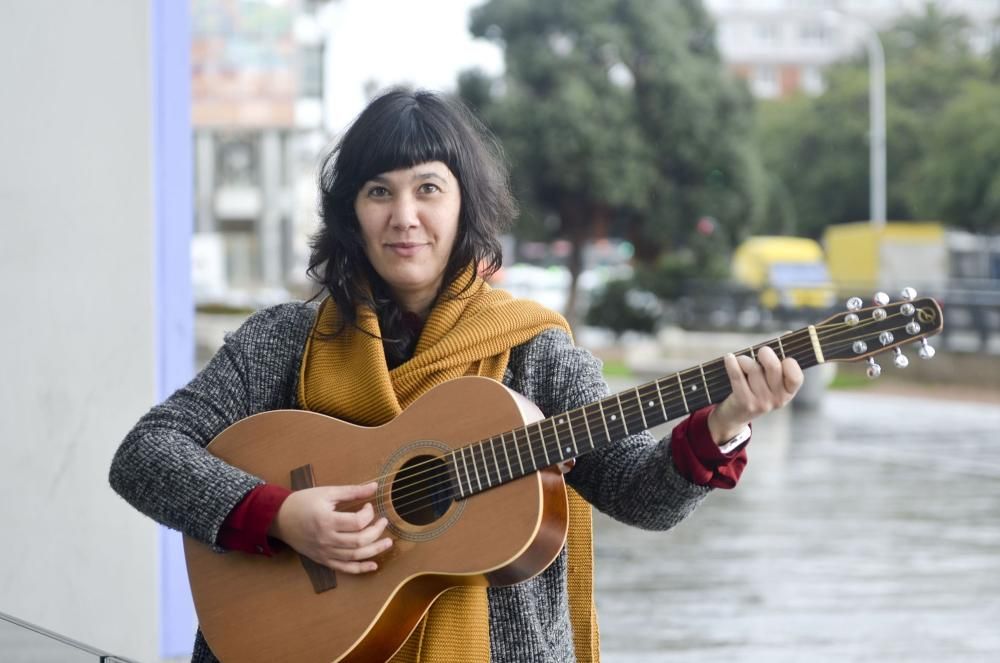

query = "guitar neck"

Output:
[[448, 327, 822, 500]]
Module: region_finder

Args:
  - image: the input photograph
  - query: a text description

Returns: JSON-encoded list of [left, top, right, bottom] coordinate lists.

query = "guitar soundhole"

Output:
[[391, 455, 454, 526]]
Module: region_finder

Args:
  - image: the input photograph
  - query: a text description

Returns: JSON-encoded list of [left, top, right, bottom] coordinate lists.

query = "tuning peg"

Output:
[[893, 348, 909, 368], [866, 357, 882, 379], [918, 338, 936, 360], [873, 292, 890, 306], [846, 296, 863, 311], [901, 287, 917, 300]]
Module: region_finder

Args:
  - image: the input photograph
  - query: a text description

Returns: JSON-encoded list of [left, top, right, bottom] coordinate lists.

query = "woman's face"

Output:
[[354, 161, 461, 316]]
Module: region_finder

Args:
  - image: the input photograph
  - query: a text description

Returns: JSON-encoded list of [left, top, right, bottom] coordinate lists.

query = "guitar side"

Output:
[[184, 377, 569, 663]]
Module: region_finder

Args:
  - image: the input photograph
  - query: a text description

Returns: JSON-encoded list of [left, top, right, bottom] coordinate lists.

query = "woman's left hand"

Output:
[[707, 345, 804, 445]]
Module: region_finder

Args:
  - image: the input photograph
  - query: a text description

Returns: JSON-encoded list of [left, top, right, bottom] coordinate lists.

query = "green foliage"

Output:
[[915, 80, 1000, 233], [584, 279, 660, 337], [755, 3, 998, 235], [635, 232, 729, 301], [458, 0, 766, 323], [600, 359, 633, 377]]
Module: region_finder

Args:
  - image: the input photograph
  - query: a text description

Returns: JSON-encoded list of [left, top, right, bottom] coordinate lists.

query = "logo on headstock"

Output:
[[917, 307, 937, 324]]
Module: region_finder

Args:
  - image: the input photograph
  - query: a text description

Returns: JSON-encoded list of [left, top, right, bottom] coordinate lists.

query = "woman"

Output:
[[110, 88, 802, 662]]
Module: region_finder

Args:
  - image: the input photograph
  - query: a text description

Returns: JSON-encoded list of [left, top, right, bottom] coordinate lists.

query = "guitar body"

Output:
[[183, 376, 569, 663]]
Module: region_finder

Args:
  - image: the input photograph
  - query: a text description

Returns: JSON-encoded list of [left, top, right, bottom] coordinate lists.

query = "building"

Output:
[[191, 0, 329, 302], [705, 0, 1000, 98]]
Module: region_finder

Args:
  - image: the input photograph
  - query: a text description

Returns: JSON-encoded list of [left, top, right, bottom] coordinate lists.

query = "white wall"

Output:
[[0, 2, 159, 660]]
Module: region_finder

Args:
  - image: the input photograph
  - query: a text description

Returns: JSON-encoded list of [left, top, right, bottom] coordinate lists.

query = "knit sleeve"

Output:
[[507, 328, 711, 531], [108, 302, 315, 546]]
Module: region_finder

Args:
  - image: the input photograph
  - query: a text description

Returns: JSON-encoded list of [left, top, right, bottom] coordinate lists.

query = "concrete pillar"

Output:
[[195, 131, 216, 234], [259, 129, 284, 287], [0, 1, 162, 660]]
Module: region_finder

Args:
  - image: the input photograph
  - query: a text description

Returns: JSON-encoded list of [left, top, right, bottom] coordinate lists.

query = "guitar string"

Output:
[[376, 310, 928, 515], [379, 309, 926, 514], [387, 327, 931, 519], [380, 313, 932, 517], [385, 326, 926, 520], [373, 308, 914, 496]]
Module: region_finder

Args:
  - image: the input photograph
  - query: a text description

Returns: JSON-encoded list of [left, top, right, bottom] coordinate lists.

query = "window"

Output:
[[753, 65, 779, 98], [756, 21, 781, 44], [800, 22, 828, 43], [216, 135, 259, 186], [801, 66, 824, 95], [299, 43, 324, 99]]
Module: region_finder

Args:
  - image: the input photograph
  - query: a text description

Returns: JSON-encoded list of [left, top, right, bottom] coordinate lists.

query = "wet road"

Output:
[[594, 387, 1000, 662]]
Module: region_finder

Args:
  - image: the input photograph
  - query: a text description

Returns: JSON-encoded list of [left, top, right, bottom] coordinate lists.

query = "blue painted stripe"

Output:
[[151, 0, 195, 657]]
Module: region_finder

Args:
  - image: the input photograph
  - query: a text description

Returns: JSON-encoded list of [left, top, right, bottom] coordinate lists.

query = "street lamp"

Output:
[[824, 10, 887, 229]]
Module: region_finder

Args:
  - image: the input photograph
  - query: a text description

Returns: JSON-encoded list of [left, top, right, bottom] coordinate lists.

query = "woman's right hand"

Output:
[[268, 482, 392, 573]]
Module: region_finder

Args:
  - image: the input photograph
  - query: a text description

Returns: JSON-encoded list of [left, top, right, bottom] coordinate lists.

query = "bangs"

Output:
[[351, 102, 459, 185]]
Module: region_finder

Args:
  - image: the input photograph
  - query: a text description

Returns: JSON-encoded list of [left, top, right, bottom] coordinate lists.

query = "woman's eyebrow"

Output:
[[412, 171, 449, 184]]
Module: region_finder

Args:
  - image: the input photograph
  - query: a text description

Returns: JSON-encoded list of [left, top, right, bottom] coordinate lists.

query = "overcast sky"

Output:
[[321, 0, 504, 131]]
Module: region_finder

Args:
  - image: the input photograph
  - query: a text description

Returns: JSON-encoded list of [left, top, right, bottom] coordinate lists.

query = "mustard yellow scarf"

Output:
[[298, 274, 600, 662]]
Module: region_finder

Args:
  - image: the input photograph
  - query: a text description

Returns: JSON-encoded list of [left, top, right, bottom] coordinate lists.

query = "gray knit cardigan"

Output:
[[109, 302, 712, 663]]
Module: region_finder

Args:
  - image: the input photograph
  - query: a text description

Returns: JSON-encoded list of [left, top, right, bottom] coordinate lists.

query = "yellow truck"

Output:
[[731, 236, 835, 310], [822, 222, 947, 298]]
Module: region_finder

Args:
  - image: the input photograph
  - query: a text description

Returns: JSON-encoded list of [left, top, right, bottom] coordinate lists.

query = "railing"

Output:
[[937, 279, 1000, 353], [662, 280, 999, 353], [0, 611, 139, 663]]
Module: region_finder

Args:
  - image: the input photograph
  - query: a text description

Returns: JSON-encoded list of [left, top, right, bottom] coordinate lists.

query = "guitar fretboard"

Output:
[[447, 328, 821, 499]]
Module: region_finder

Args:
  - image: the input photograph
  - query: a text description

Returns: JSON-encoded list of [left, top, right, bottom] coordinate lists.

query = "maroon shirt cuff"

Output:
[[217, 483, 293, 556], [670, 405, 749, 489]]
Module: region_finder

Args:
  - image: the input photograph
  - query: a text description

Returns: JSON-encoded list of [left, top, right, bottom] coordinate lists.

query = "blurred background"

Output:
[[1, 0, 998, 661]]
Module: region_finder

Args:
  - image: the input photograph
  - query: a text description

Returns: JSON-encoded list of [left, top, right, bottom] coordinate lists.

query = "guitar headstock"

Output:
[[815, 288, 943, 377]]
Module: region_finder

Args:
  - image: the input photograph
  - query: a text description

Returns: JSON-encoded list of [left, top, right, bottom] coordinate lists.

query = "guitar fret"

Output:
[[468, 447, 482, 492], [537, 422, 550, 466], [639, 383, 663, 428], [479, 443, 491, 487], [489, 438, 502, 483], [777, 334, 786, 359], [551, 418, 564, 459], [676, 373, 689, 413], [500, 433, 512, 479], [635, 387, 648, 429], [599, 402, 611, 443], [581, 406, 595, 450], [566, 414, 579, 456], [699, 363, 712, 403], [513, 428, 526, 474], [750, 345, 756, 361], [553, 417, 570, 458], [521, 427, 534, 470], [452, 451, 465, 498], [460, 447, 474, 494], [615, 393, 629, 436]]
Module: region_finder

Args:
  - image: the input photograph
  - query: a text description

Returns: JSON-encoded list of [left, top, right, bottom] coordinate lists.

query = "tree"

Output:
[[915, 80, 1000, 233], [458, 0, 765, 326], [755, 3, 994, 236]]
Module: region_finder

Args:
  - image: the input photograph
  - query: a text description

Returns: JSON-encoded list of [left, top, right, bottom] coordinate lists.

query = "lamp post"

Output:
[[863, 26, 887, 229], [825, 10, 887, 228]]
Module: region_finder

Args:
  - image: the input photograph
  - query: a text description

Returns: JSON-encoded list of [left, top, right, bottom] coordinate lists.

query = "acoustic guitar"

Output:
[[184, 292, 943, 662]]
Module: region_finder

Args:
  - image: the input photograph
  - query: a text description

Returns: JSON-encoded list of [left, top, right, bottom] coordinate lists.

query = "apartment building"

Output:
[[705, 0, 999, 97]]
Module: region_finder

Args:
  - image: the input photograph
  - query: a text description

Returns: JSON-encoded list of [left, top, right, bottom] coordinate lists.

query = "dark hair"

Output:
[[307, 88, 517, 363]]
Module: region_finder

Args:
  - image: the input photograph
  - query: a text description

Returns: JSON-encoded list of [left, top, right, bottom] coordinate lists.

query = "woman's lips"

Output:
[[386, 242, 428, 257]]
